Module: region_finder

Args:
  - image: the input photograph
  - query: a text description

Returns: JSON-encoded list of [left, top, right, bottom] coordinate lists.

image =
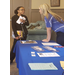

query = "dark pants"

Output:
[[56, 32, 64, 46], [10, 36, 27, 61]]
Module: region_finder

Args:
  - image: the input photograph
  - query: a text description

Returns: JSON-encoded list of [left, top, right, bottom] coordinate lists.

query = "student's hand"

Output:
[[20, 19, 25, 23], [15, 36, 21, 40], [22, 20, 25, 23], [42, 39, 49, 42], [15, 36, 19, 40]]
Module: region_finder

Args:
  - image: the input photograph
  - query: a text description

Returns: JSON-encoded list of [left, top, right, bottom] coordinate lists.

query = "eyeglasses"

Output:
[[19, 9, 25, 11]]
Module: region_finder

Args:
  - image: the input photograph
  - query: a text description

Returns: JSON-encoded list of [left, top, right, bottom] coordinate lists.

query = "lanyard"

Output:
[[21, 24, 25, 38]]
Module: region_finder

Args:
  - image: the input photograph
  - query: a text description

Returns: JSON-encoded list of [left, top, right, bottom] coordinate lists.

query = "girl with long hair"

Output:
[[39, 4, 64, 46]]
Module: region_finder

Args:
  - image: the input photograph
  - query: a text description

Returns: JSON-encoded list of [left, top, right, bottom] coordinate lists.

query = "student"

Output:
[[10, 6, 29, 64], [39, 4, 64, 46]]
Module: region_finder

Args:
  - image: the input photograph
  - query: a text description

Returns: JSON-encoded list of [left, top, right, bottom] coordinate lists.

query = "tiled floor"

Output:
[[10, 60, 19, 75], [10, 37, 19, 75]]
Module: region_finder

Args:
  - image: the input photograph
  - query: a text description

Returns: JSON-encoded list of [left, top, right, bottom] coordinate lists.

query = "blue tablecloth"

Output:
[[13, 40, 64, 75]]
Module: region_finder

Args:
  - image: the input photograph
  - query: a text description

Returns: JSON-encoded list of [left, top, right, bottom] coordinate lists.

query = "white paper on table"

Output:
[[37, 52, 60, 57], [20, 40, 38, 44], [43, 46, 56, 51], [42, 43, 59, 46], [60, 61, 64, 69], [31, 52, 36, 57], [28, 63, 58, 70], [31, 46, 44, 51]]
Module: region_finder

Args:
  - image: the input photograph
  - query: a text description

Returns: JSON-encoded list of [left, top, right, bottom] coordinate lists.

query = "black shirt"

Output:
[[12, 15, 29, 37]]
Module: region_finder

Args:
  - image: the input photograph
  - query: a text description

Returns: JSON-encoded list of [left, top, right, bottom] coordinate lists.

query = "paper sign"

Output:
[[31, 46, 45, 51], [42, 43, 59, 46], [28, 63, 58, 70], [20, 40, 37, 44], [37, 52, 60, 57], [43, 46, 59, 52]]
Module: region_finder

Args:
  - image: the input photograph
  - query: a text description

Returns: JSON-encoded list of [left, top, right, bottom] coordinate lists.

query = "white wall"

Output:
[[31, 0, 64, 9]]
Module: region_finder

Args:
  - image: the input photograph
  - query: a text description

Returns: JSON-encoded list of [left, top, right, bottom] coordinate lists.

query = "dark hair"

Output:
[[14, 6, 24, 15]]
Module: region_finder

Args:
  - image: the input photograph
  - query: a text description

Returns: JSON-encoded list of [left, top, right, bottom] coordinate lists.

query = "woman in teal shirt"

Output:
[[39, 4, 64, 46]]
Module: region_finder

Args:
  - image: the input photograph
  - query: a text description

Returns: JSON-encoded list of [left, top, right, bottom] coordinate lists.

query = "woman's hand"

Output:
[[42, 39, 49, 42], [15, 36, 21, 40], [20, 19, 25, 23]]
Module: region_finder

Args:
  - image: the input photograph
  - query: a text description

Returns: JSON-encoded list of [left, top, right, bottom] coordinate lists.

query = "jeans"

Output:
[[56, 32, 64, 46]]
